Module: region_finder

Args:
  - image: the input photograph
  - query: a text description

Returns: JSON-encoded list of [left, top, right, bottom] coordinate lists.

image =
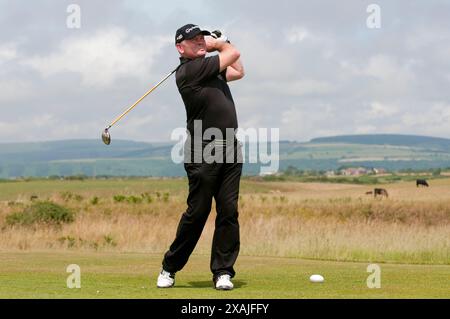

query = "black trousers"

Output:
[[162, 141, 242, 279]]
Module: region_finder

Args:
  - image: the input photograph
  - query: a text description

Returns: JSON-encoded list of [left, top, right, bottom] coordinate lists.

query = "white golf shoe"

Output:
[[214, 274, 234, 290], [157, 269, 175, 288]]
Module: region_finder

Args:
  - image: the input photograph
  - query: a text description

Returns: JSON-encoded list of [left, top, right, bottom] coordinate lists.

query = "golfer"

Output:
[[157, 24, 244, 290]]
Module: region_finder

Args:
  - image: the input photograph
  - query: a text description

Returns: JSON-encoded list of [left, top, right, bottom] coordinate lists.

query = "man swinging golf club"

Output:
[[157, 24, 245, 290]]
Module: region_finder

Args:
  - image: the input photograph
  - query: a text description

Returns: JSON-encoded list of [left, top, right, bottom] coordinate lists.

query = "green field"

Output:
[[0, 178, 449, 299], [1, 252, 449, 299], [0, 178, 277, 201]]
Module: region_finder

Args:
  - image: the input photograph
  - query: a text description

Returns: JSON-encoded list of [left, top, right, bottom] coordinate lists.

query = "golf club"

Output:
[[102, 68, 177, 145]]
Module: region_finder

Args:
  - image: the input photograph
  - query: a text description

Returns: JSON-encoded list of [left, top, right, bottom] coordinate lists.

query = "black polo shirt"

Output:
[[176, 55, 238, 139]]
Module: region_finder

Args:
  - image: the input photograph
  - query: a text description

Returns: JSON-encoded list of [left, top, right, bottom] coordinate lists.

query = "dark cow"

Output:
[[374, 188, 388, 198], [416, 179, 429, 187]]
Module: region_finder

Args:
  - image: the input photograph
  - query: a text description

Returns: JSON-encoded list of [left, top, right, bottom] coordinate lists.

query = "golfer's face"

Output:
[[180, 34, 206, 58]]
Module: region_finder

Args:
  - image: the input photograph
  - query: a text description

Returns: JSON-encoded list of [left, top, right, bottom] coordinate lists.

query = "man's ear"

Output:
[[176, 43, 184, 55]]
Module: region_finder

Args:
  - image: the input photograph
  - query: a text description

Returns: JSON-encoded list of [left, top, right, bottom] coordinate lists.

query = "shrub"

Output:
[[64, 175, 87, 181], [126, 196, 142, 204], [103, 234, 117, 247], [163, 192, 170, 202], [432, 168, 441, 176], [6, 201, 75, 226], [90, 196, 99, 205], [73, 194, 84, 202], [60, 191, 73, 202], [58, 236, 77, 248], [141, 193, 153, 203], [113, 195, 126, 203]]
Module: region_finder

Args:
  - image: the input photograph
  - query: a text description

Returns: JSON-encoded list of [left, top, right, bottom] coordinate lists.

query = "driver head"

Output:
[[102, 128, 111, 145]]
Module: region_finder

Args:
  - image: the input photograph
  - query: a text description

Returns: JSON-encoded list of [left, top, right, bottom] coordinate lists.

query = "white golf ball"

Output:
[[309, 274, 324, 283]]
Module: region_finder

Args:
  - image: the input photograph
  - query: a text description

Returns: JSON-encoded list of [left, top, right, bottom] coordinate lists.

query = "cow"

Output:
[[374, 188, 388, 198], [416, 179, 429, 187], [365, 191, 373, 195]]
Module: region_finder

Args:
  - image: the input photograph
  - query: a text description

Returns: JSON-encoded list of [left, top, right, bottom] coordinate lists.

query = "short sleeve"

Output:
[[183, 55, 220, 84], [220, 68, 227, 82]]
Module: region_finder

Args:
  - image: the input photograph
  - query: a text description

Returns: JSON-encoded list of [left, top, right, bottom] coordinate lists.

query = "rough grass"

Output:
[[0, 179, 449, 264]]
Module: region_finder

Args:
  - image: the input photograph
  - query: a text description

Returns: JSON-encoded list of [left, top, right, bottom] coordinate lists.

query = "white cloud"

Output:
[[339, 60, 362, 76], [401, 102, 450, 128], [2, 1, 450, 143], [23, 28, 172, 88], [0, 114, 102, 143], [249, 79, 335, 97], [275, 79, 335, 96], [354, 125, 377, 134], [364, 54, 415, 83], [241, 77, 335, 97], [340, 55, 417, 87], [0, 43, 17, 62], [234, 30, 298, 79], [280, 105, 341, 141], [285, 26, 310, 43], [0, 79, 33, 102], [367, 101, 399, 118], [0, 114, 57, 141], [405, 26, 449, 51]]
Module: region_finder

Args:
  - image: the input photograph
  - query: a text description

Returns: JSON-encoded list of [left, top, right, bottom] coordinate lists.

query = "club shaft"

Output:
[[108, 69, 176, 128]]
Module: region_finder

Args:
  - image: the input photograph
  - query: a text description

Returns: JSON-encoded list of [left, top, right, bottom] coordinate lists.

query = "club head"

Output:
[[102, 128, 111, 145]]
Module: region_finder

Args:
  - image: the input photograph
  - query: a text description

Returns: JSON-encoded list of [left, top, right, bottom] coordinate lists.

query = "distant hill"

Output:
[[0, 139, 180, 178], [0, 139, 173, 162], [310, 134, 450, 151], [1, 134, 450, 178]]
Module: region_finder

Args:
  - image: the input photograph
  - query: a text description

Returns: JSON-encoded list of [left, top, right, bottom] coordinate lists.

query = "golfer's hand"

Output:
[[211, 30, 230, 43], [205, 36, 218, 52]]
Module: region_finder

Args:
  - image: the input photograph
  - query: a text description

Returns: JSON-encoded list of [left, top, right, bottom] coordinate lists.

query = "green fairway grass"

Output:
[[0, 252, 448, 299]]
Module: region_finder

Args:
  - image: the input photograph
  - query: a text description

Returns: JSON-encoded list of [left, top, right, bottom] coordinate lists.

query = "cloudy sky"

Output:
[[1, 0, 449, 143]]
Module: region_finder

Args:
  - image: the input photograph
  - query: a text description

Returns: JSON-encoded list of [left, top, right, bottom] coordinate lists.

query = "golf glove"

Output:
[[211, 30, 230, 43]]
